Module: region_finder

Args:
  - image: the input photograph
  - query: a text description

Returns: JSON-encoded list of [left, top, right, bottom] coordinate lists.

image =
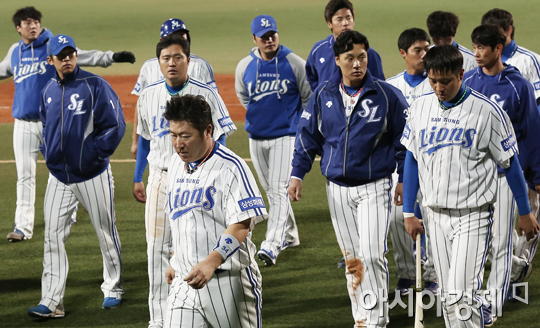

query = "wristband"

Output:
[[213, 234, 240, 261], [403, 212, 415, 218]]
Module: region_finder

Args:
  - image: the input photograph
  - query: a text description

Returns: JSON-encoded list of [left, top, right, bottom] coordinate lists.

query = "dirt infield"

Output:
[[0, 74, 245, 123]]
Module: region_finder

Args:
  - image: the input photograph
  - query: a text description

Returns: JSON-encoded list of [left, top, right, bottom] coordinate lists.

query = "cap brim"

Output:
[[51, 45, 76, 56], [254, 28, 278, 37]]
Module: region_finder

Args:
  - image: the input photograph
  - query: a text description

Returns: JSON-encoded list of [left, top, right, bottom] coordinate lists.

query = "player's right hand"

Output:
[[518, 212, 540, 241], [165, 264, 175, 284], [133, 182, 146, 203], [131, 141, 138, 159], [404, 216, 424, 241], [287, 178, 303, 202]]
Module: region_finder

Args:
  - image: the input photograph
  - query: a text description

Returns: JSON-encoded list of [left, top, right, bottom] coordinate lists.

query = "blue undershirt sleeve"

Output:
[[503, 156, 531, 215], [403, 150, 419, 213], [133, 137, 150, 183], [216, 134, 226, 146]]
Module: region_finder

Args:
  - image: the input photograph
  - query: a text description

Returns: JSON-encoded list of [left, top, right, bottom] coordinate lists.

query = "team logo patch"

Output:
[[261, 18, 271, 27], [534, 82, 540, 91], [67, 94, 86, 115], [47, 97, 52, 104], [319, 58, 325, 64], [326, 101, 332, 108], [403, 124, 411, 139], [301, 110, 311, 120], [58, 36, 69, 44], [501, 134, 516, 151], [218, 116, 234, 127], [238, 197, 265, 212]]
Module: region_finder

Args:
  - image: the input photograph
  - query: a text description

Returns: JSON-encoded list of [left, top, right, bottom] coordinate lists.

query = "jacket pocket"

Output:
[[79, 136, 99, 172]]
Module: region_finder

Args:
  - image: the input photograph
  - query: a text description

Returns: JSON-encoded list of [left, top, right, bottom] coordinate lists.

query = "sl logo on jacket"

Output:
[[247, 77, 291, 101], [68, 94, 86, 115], [169, 185, 216, 220], [13, 59, 48, 83]]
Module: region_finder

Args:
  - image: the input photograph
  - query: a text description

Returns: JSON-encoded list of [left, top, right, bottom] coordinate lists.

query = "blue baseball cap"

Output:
[[251, 15, 278, 37], [47, 34, 76, 56], [160, 18, 189, 38]]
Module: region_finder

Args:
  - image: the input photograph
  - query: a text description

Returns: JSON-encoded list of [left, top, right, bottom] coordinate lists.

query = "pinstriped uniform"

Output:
[[132, 55, 217, 95], [164, 144, 267, 328], [137, 77, 236, 327], [504, 44, 540, 277], [40, 165, 123, 310], [457, 44, 478, 73], [401, 90, 517, 327], [326, 177, 392, 326], [386, 72, 438, 282]]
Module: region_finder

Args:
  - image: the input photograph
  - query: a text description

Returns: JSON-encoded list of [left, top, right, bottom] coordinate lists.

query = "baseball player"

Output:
[[481, 8, 540, 299], [288, 31, 408, 327], [306, 0, 385, 93], [0, 6, 135, 243], [463, 25, 540, 323], [426, 11, 478, 72], [133, 36, 236, 328], [163, 94, 267, 328], [386, 28, 439, 296], [235, 15, 310, 266], [130, 18, 218, 159], [402, 45, 539, 328], [27, 34, 125, 318]]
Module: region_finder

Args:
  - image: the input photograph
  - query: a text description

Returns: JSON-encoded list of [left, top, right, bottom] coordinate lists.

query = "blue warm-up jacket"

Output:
[[40, 66, 126, 184], [291, 69, 408, 187]]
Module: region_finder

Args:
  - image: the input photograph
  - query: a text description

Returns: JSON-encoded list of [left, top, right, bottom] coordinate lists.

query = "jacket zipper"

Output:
[[61, 85, 70, 183], [343, 115, 351, 177]]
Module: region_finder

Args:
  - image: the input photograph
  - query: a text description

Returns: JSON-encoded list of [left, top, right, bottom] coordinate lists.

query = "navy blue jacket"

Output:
[[306, 34, 385, 92], [464, 64, 540, 185], [40, 66, 125, 184], [292, 69, 408, 187]]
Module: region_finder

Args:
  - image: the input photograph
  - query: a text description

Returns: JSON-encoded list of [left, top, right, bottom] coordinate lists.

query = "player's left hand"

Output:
[[165, 264, 175, 284], [404, 216, 424, 240], [184, 252, 223, 289], [518, 212, 540, 241], [394, 183, 403, 206], [113, 51, 136, 64]]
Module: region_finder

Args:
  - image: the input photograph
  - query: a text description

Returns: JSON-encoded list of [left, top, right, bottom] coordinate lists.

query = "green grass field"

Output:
[[1, 0, 540, 327]]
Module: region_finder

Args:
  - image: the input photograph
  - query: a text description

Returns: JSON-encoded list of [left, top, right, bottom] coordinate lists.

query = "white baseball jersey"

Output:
[[401, 89, 517, 209], [504, 45, 540, 99], [457, 43, 478, 73], [386, 72, 433, 106], [137, 77, 236, 170], [166, 143, 268, 275], [132, 55, 217, 95]]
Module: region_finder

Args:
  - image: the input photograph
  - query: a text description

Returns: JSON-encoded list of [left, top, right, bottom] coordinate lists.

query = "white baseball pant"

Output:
[[326, 178, 391, 327], [39, 166, 123, 311], [249, 136, 299, 255], [164, 266, 262, 328], [486, 175, 515, 314], [13, 119, 42, 239], [511, 189, 540, 280], [389, 173, 437, 282], [146, 167, 172, 328], [426, 205, 493, 328]]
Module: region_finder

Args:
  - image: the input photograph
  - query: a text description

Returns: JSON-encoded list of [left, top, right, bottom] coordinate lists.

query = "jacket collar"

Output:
[[56, 66, 80, 85], [502, 40, 518, 62]]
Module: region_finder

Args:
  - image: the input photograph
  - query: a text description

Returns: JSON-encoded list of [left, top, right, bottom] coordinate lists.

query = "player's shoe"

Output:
[[394, 278, 414, 296], [515, 263, 533, 283], [257, 249, 276, 266], [6, 227, 25, 242], [27, 304, 65, 318], [482, 304, 497, 327], [338, 257, 346, 269], [424, 281, 439, 296], [102, 297, 122, 309], [282, 238, 300, 249]]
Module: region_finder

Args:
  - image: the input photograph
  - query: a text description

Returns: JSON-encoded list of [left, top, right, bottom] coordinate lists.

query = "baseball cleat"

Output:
[[515, 263, 533, 283], [257, 249, 276, 266], [425, 281, 439, 296], [6, 228, 25, 242], [394, 278, 414, 296], [28, 305, 65, 318], [338, 257, 346, 269], [102, 297, 122, 309], [482, 304, 496, 327]]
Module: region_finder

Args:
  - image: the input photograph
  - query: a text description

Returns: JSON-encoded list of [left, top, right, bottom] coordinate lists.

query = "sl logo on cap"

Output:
[[261, 18, 270, 27], [171, 20, 182, 29], [58, 36, 69, 44]]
